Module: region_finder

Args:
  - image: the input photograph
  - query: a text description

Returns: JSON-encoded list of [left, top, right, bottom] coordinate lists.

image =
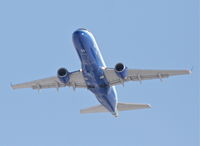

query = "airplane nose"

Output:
[[76, 28, 88, 31], [73, 28, 88, 38], [73, 28, 88, 34]]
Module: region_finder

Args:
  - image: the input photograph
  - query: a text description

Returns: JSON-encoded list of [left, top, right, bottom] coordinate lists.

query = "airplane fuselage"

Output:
[[72, 28, 118, 116], [11, 28, 191, 116]]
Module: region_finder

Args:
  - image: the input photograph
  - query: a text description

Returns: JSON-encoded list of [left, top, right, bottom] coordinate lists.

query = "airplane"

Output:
[[11, 28, 191, 117]]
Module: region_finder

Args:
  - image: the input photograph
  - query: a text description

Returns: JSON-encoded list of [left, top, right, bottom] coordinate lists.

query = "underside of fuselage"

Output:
[[72, 28, 118, 116]]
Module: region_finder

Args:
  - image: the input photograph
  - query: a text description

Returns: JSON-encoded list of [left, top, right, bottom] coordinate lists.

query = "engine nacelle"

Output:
[[57, 68, 70, 84], [114, 63, 128, 79]]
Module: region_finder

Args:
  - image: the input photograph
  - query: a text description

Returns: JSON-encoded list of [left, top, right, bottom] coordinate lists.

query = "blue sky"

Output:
[[0, 0, 199, 146]]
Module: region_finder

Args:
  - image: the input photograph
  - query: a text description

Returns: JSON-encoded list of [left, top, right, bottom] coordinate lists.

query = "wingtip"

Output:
[[10, 82, 13, 88], [183, 69, 192, 75], [147, 104, 152, 108], [188, 70, 192, 74], [10, 82, 16, 90]]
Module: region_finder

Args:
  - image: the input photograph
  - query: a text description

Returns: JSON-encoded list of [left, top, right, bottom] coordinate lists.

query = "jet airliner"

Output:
[[11, 28, 191, 117]]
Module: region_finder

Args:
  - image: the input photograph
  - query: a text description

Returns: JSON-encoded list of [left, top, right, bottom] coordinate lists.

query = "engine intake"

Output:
[[114, 63, 128, 79], [57, 68, 70, 83]]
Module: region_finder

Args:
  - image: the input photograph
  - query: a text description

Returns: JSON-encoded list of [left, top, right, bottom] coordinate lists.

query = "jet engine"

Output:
[[114, 63, 128, 79], [57, 68, 70, 84]]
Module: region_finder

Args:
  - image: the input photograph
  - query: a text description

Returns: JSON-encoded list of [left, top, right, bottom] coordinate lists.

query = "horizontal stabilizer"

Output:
[[80, 102, 151, 114], [80, 105, 109, 114], [117, 102, 151, 111]]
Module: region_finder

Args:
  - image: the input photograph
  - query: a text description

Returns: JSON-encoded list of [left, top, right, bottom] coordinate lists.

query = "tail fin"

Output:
[[80, 102, 151, 114]]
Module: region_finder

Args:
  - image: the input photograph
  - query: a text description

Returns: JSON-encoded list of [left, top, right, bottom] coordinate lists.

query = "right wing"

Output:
[[11, 70, 87, 90], [104, 68, 191, 86]]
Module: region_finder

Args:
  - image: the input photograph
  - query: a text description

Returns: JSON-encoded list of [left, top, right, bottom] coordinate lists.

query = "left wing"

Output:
[[103, 68, 191, 86], [11, 70, 87, 90]]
